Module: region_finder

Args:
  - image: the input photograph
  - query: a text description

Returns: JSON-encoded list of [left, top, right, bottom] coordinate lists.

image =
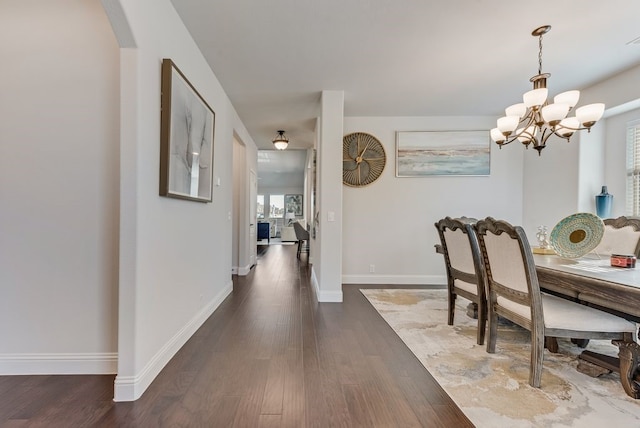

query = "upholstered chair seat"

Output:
[[453, 279, 478, 294], [497, 294, 636, 333]]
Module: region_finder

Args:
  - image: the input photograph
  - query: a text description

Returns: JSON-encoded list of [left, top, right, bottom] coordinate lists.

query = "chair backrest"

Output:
[[293, 221, 309, 240], [475, 217, 542, 316], [592, 216, 640, 257], [435, 217, 484, 288]]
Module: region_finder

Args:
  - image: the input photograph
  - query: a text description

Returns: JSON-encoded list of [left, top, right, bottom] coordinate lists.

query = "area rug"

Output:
[[360, 288, 640, 427]]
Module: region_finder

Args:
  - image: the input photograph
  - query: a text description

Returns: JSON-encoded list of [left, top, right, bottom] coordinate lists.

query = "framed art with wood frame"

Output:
[[160, 58, 215, 202]]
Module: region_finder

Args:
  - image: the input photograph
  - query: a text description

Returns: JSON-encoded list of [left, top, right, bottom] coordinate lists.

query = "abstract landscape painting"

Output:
[[396, 131, 490, 176]]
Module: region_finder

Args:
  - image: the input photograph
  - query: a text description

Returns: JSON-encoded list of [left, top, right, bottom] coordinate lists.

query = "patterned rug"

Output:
[[360, 288, 640, 427]]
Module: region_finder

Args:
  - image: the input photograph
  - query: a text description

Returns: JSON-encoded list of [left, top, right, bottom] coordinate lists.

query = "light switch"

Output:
[[328, 211, 335, 222], [216, 177, 221, 186]]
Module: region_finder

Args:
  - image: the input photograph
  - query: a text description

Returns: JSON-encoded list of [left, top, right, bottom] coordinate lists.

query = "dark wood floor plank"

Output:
[[231, 358, 270, 428], [0, 244, 471, 427], [260, 354, 286, 415], [342, 383, 376, 428], [257, 414, 282, 428], [281, 348, 305, 427]]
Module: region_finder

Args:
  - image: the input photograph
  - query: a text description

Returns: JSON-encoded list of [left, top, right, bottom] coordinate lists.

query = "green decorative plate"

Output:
[[550, 213, 604, 258]]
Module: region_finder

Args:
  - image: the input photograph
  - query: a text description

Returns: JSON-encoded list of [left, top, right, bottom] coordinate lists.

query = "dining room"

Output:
[[387, 212, 640, 425]]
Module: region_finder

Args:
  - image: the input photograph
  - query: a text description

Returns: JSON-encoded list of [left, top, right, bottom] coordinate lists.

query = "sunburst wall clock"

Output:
[[342, 132, 386, 187]]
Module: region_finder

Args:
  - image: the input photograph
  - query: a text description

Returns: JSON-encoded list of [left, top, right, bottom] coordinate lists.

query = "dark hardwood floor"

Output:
[[0, 244, 472, 427]]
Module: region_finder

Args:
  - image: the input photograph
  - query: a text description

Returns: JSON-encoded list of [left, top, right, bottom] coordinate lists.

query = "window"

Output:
[[270, 194, 285, 218], [626, 120, 640, 216], [257, 195, 264, 219]]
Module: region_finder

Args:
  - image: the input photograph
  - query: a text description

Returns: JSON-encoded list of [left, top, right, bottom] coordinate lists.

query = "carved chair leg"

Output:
[[530, 329, 544, 388], [486, 306, 498, 354], [447, 291, 455, 326], [477, 301, 486, 346], [613, 339, 640, 399]]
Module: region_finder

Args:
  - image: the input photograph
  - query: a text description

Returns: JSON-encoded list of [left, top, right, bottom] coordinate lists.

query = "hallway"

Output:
[[0, 244, 471, 427]]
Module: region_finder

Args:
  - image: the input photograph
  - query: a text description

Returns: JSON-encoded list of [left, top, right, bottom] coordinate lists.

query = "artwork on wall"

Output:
[[396, 130, 490, 177], [159, 58, 216, 202], [285, 194, 303, 216]]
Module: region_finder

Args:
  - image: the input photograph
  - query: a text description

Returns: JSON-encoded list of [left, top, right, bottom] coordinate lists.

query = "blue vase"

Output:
[[595, 186, 612, 218]]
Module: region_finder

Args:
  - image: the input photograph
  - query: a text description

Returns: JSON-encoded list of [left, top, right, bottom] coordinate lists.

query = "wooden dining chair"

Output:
[[593, 216, 640, 257], [435, 217, 487, 345], [475, 217, 636, 388]]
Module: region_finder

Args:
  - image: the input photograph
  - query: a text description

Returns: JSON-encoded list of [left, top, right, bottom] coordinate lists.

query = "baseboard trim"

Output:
[[0, 352, 118, 375], [113, 279, 233, 402], [317, 290, 343, 302], [311, 267, 319, 298], [237, 264, 251, 276], [342, 274, 446, 285], [310, 267, 343, 302]]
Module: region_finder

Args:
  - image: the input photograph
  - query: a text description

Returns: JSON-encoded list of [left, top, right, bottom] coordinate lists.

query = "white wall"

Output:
[[521, 130, 581, 241], [342, 116, 524, 285], [0, 0, 120, 374], [104, 0, 257, 400]]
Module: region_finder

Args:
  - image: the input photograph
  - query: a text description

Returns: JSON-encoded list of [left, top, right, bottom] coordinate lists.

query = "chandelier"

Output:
[[490, 25, 605, 155], [272, 130, 289, 150]]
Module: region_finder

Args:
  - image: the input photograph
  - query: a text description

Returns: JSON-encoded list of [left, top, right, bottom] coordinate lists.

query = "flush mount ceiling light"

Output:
[[490, 25, 605, 155], [272, 130, 289, 150]]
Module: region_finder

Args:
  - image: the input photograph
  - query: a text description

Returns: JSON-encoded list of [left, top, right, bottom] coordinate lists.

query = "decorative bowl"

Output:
[[549, 213, 604, 258]]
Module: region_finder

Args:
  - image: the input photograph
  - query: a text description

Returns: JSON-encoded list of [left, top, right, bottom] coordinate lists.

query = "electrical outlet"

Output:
[[369, 264, 375, 273]]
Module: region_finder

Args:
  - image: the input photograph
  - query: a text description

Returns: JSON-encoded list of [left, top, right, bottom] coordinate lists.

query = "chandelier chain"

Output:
[[538, 33, 543, 75]]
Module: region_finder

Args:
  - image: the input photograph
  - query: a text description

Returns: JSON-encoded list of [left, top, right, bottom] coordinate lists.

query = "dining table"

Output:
[[534, 253, 640, 399]]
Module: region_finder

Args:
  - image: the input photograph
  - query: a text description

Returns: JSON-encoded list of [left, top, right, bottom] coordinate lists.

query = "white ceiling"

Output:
[[170, 0, 640, 150]]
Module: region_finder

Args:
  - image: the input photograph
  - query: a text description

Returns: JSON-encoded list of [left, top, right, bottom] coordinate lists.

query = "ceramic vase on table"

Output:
[[595, 186, 613, 218]]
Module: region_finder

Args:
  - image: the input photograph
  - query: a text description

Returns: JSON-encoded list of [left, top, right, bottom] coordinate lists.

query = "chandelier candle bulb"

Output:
[[576, 103, 605, 128], [523, 88, 548, 108], [541, 103, 570, 126], [497, 116, 519, 134], [554, 90, 580, 108], [506, 103, 527, 118], [490, 128, 505, 143]]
